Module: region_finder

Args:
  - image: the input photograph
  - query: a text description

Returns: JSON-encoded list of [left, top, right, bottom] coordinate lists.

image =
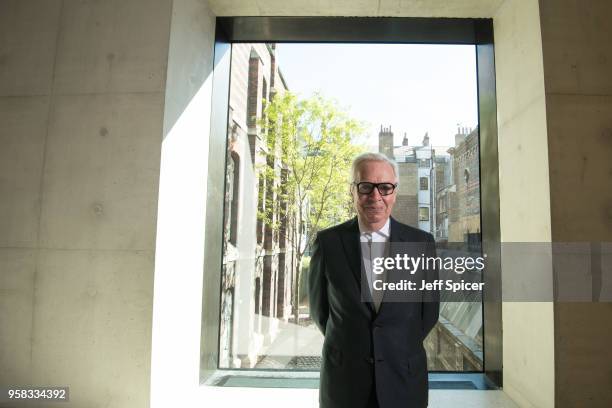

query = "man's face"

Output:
[[352, 160, 397, 230]]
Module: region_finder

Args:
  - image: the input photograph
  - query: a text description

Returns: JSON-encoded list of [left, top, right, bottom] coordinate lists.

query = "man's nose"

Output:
[[367, 187, 382, 200]]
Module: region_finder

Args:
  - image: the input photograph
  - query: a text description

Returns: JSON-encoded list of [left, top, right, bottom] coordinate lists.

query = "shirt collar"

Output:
[[358, 217, 390, 238]]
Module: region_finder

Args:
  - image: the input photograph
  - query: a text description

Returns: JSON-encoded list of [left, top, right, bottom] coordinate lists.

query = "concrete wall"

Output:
[[493, 0, 555, 406], [538, 1, 612, 406], [149, 0, 216, 406], [0, 0, 172, 406], [2, 0, 611, 407], [207, 0, 505, 18]]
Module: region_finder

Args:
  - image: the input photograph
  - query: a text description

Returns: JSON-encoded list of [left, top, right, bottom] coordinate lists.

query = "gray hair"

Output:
[[351, 152, 399, 183]]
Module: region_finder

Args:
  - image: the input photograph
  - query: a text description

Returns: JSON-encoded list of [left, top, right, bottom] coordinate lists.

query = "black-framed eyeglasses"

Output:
[[352, 182, 398, 196]]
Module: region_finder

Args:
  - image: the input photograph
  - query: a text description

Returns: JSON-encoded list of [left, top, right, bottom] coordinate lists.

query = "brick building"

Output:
[[378, 124, 484, 372], [429, 126, 484, 372], [447, 126, 481, 244], [435, 154, 452, 242], [220, 43, 299, 368]]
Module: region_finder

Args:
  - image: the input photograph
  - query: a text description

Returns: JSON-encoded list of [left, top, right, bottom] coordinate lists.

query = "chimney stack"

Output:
[[378, 125, 395, 160], [422, 132, 430, 147]]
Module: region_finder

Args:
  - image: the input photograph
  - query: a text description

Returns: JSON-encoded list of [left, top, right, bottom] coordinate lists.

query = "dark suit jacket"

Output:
[[308, 217, 439, 408]]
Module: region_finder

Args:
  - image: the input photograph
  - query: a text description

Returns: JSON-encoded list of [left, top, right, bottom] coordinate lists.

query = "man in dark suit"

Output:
[[308, 152, 439, 408]]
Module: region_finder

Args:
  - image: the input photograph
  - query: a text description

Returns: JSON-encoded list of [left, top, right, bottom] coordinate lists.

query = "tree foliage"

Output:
[[259, 91, 365, 259]]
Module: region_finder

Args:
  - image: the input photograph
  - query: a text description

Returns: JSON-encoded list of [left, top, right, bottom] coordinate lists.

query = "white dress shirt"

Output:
[[359, 218, 390, 311]]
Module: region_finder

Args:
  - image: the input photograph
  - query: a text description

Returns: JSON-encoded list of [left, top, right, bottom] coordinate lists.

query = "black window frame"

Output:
[[201, 16, 502, 389]]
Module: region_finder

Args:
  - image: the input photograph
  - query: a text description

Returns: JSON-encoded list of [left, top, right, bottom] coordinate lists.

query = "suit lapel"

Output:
[[389, 216, 405, 244], [339, 217, 361, 287], [339, 217, 375, 314]]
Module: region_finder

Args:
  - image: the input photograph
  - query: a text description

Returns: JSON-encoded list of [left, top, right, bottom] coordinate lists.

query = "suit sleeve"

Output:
[[422, 234, 440, 338], [308, 233, 329, 335]]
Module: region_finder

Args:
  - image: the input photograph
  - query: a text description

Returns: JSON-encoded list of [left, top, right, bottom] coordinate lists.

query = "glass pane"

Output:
[[219, 43, 482, 372]]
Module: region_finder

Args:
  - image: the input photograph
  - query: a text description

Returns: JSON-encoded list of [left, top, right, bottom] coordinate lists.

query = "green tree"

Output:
[[258, 91, 365, 322]]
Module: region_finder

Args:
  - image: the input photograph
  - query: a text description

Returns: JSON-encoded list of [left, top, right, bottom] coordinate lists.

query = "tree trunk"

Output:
[[293, 255, 303, 323]]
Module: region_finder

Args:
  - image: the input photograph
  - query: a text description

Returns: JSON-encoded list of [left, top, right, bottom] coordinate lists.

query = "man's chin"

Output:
[[363, 214, 387, 224]]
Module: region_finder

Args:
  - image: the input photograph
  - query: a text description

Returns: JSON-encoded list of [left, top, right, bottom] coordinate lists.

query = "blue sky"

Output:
[[275, 43, 478, 151]]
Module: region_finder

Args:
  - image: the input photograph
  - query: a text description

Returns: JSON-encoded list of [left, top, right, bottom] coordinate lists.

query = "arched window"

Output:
[[420, 176, 429, 190], [254, 277, 261, 314], [226, 152, 240, 246]]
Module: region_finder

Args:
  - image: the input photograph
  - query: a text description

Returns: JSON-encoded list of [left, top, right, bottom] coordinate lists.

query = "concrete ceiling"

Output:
[[207, 0, 506, 18]]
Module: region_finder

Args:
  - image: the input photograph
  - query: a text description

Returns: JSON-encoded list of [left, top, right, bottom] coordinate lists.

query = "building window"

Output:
[[217, 38, 486, 375], [257, 176, 265, 244], [420, 177, 429, 190], [254, 277, 261, 314], [418, 158, 431, 168], [419, 207, 430, 221], [227, 152, 240, 246], [464, 168, 470, 184], [261, 77, 268, 115]]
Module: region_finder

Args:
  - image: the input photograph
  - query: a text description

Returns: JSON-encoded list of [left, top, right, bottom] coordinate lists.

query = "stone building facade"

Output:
[[434, 155, 452, 242], [377, 124, 484, 372], [378, 128, 433, 231], [428, 126, 484, 372], [220, 43, 299, 368]]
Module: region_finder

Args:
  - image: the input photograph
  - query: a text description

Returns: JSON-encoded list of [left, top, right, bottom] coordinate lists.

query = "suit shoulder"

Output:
[[314, 218, 356, 241], [392, 219, 435, 242]]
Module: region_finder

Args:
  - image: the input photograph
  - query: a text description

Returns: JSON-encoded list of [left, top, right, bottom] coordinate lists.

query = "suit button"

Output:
[[373, 323, 382, 328], [366, 357, 374, 364]]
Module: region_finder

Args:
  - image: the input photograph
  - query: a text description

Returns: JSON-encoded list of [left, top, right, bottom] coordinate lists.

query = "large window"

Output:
[[419, 206, 430, 222], [420, 176, 429, 190], [217, 39, 487, 375]]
